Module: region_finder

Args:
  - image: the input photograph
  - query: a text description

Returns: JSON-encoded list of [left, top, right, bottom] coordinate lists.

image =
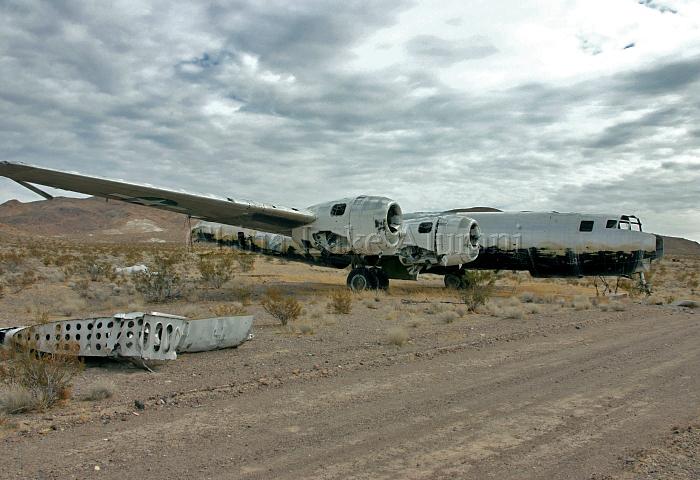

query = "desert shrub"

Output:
[[261, 289, 302, 326], [0, 251, 26, 273], [32, 305, 50, 324], [0, 386, 35, 414], [519, 292, 535, 303], [523, 303, 541, 314], [645, 296, 664, 306], [572, 296, 592, 311], [134, 256, 182, 303], [0, 283, 4, 299], [298, 323, 315, 335], [439, 311, 459, 324], [424, 303, 448, 315], [209, 302, 247, 316], [71, 278, 91, 299], [501, 306, 524, 319], [8, 270, 37, 292], [460, 271, 495, 312], [198, 253, 234, 289], [608, 301, 626, 311], [328, 289, 352, 314], [231, 286, 253, 305], [387, 327, 408, 346], [0, 341, 83, 413], [85, 262, 113, 282], [83, 381, 115, 401], [236, 254, 256, 272]]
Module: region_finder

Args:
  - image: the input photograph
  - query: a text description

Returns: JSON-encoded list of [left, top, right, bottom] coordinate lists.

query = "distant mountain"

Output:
[[661, 235, 700, 258], [0, 196, 191, 243]]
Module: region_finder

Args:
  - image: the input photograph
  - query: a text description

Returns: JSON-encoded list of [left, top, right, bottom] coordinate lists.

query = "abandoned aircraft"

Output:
[[0, 161, 662, 291]]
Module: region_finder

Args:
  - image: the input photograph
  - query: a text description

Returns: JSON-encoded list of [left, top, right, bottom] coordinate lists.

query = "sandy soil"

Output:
[[1, 295, 699, 478], [0, 244, 698, 479]]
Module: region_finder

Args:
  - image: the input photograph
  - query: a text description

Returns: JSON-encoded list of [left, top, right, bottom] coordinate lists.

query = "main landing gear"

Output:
[[346, 267, 389, 292]]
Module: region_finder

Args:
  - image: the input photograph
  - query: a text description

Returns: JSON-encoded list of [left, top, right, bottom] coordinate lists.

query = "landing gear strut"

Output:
[[346, 267, 389, 292]]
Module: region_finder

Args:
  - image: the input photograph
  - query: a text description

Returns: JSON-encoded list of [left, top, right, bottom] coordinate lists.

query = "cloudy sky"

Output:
[[1, 0, 699, 240]]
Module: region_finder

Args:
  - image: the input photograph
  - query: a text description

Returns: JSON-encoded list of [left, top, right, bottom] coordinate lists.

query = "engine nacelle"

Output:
[[293, 196, 402, 256], [399, 215, 480, 267]]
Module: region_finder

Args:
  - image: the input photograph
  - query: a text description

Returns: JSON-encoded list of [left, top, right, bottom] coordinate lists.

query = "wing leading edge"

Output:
[[0, 162, 315, 235]]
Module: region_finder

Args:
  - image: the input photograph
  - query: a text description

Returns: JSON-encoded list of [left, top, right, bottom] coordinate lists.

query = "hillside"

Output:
[[661, 235, 700, 257], [0, 196, 191, 243]]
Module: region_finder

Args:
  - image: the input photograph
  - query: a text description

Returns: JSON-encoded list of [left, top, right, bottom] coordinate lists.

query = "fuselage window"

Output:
[[606, 219, 618, 229], [619, 221, 630, 230], [579, 220, 594, 232], [418, 222, 433, 234], [330, 203, 346, 216]]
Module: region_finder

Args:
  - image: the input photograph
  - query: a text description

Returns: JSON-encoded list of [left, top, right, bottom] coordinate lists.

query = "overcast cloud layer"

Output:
[[1, 0, 699, 240]]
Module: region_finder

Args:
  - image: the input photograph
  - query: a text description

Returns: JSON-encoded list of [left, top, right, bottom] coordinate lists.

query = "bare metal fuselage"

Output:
[[193, 210, 663, 280]]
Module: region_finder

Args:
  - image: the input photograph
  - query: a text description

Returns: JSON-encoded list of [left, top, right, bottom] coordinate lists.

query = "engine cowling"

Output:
[[294, 196, 403, 256], [399, 214, 480, 267]]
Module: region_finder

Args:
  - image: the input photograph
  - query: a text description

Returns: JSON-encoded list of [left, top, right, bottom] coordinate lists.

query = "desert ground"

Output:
[[0, 225, 699, 479]]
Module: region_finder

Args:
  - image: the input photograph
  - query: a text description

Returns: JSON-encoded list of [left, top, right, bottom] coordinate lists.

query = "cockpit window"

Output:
[[606, 219, 618, 229], [579, 220, 594, 232], [418, 222, 433, 234], [330, 203, 346, 216]]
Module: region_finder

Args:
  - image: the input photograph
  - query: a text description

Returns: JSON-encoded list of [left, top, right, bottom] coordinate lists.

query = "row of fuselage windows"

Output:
[[579, 219, 641, 232]]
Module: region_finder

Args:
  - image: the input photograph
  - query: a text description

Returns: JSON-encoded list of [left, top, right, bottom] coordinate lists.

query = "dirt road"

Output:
[[2, 304, 698, 479]]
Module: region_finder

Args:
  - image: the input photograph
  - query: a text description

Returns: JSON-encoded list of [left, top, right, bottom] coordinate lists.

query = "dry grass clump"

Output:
[[198, 253, 234, 289], [31, 304, 50, 324], [387, 327, 408, 346], [298, 323, 315, 335], [602, 301, 626, 312], [424, 303, 448, 315], [209, 302, 247, 316], [236, 254, 256, 272], [439, 311, 459, 324], [0, 386, 35, 414], [644, 296, 665, 306], [572, 296, 592, 311], [261, 289, 303, 326], [523, 303, 541, 315], [519, 291, 536, 303], [83, 380, 115, 401], [0, 341, 83, 413], [501, 306, 524, 320], [328, 289, 352, 314], [133, 255, 183, 302]]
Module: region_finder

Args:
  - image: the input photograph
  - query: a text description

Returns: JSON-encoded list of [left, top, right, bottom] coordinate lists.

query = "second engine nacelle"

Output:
[[399, 214, 481, 267], [294, 196, 403, 256]]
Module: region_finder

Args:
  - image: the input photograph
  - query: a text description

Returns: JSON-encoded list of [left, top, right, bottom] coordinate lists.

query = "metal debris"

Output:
[[0, 312, 253, 362]]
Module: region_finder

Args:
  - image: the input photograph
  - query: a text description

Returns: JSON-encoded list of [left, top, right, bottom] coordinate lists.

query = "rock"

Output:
[[673, 300, 699, 309]]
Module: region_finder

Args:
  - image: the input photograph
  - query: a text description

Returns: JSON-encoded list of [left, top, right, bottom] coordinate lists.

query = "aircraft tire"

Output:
[[444, 273, 465, 289], [374, 269, 390, 290], [347, 267, 378, 292]]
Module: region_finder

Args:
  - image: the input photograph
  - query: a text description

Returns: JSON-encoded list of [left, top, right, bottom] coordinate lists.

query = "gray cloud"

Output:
[[405, 35, 498, 65], [637, 0, 678, 14], [0, 1, 698, 240]]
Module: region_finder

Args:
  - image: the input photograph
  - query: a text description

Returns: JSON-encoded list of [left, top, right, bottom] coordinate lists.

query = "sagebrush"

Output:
[[0, 341, 83, 413], [261, 289, 302, 326], [460, 271, 496, 312]]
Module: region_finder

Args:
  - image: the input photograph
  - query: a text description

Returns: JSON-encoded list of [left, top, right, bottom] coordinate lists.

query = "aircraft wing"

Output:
[[0, 161, 315, 235]]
